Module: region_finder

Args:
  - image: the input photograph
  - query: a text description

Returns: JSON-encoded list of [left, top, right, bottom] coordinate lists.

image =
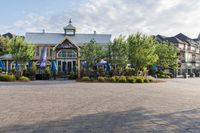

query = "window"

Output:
[[57, 49, 77, 58]]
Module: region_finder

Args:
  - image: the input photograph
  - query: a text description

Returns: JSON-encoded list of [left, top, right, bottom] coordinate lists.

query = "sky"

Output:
[[0, 0, 200, 38]]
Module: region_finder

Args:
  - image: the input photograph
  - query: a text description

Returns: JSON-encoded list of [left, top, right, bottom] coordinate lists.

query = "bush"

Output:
[[144, 78, 149, 83], [68, 72, 77, 80], [136, 76, 144, 83], [147, 77, 153, 82], [81, 76, 90, 82], [44, 67, 51, 75], [110, 77, 116, 82], [98, 76, 105, 82], [127, 76, 136, 83], [19, 76, 30, 81], [0, 74, 16, 81], [112, 76, 120, 82], [0, 67, 2, 73], [118, 76, 127, 83]]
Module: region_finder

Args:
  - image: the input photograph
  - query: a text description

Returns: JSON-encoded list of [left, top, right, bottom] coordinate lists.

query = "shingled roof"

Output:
[[156, 33, 200, 46]]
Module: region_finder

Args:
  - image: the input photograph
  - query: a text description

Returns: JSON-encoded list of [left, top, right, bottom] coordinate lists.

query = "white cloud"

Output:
[[1, 0, 200, 39]]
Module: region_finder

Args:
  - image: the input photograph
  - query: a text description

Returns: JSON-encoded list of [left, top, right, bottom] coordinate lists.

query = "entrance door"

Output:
[[67, 61, 72, 73], [62, 61, 67, 73]]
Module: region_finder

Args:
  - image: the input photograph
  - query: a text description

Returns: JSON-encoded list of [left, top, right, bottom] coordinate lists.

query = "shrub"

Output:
[[147, 77, 153, 82], [44, 67, 51, 75], [118, 76, 127, 83], [110, 77, 116, 82], [113, 76, 120, 82], [98, 76, 105, 82], [0, 74, 16, 81], [0, 67, 2, 73], [19, 76, 30, 81], [136, 76, 144, 83], [127, 76, 136, 83], [81, 76, 90, 82], [68, 72, 77, 80], [144, 78, 149, 83]]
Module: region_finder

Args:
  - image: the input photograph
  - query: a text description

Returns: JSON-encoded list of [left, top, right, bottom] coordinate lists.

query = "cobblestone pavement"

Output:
[[1, 78, 200, 133]]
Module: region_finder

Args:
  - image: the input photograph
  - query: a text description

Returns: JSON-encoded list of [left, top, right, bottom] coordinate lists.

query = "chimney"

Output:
[[94, 31, 96, 34]]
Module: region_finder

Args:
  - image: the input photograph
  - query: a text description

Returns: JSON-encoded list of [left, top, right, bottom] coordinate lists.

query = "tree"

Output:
[[81, 39, 104, 69], [155, 42, 179, 70], [0, 36, 10, 56], [8, 37, 35, 76], [127, 33, 158, 74], [109, 35, 128, 68]]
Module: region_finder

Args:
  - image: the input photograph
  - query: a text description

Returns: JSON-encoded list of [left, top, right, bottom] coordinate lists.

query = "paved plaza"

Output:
[[0, 78, 200, 132]]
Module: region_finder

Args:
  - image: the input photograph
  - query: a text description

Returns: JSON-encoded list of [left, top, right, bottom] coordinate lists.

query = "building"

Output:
[[25, 19, 111, 77], [156, 33, 200, 75]]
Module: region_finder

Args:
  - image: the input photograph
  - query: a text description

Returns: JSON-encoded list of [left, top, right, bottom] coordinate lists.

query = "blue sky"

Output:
[[0, 0, 200, 38]]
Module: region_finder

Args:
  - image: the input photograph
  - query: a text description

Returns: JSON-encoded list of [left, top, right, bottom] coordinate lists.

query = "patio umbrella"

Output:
[[27, 61, 32, 68], [81, 60, 88, 68], [15, 62, 19, 71], [106, 63, 111, 72], [40, 47, 47, 68], [51, 60, 57, 73], [0, 60, 5, 71], [96, 59, 107, 67]]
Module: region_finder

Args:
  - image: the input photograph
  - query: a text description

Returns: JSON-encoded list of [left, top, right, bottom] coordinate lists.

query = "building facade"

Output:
[[156, 33, 200, 75], [25, 19, 111, 76]]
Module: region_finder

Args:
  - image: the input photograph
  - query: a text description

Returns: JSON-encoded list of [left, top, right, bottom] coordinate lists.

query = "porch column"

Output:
[[77, 47, 81, 78]]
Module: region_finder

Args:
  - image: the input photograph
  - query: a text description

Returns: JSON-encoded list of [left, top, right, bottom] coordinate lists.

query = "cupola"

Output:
[[63, 19, 76, 36]]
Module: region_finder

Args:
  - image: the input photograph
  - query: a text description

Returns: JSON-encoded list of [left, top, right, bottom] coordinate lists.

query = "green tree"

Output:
[[81, 39, 104, 68], [127, 33, 158, 74], [8, 37, 35, 76], [109, 35, 128, 68], [0, 36, 10, 55], [155, 42, 179, 70]]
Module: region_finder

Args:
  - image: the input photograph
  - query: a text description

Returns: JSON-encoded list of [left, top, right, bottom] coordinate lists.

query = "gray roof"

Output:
[[64, 24, 76, 30], [175, 33, 198, 46], [25, 32, 111, 46], [156, 33, 200, 46]]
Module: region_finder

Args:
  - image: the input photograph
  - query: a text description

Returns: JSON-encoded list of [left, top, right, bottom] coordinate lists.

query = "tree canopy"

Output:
[[81, 39, 104, 68], [109, 35, 128, 68], [0, 36, 10, 55], [155, 42, 179, 70], [127, 33, 158, 73], [8, 37, 35, 75]]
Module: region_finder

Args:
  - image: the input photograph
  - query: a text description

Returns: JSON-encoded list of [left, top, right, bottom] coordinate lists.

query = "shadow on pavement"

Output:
[[1, 107, 200, 133]]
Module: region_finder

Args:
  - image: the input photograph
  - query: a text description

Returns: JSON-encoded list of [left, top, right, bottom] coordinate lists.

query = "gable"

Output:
[[54, 36, 79, 51]]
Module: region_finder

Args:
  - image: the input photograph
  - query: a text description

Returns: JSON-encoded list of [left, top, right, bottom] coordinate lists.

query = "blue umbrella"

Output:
[[15, 62, 19, 71], [154, 64, 157, 71], [81, 60, 88, 68], [51, 60, 57, 73], [27, 61, 32, 68], [0, 60, 5, 71], [40, 47, 47, 68], [106, 63, 111, 72], [96, 59, 107, 67]]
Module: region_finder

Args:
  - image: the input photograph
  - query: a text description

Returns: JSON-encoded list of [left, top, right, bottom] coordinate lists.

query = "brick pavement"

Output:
[[0, 78, 200, 132]]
